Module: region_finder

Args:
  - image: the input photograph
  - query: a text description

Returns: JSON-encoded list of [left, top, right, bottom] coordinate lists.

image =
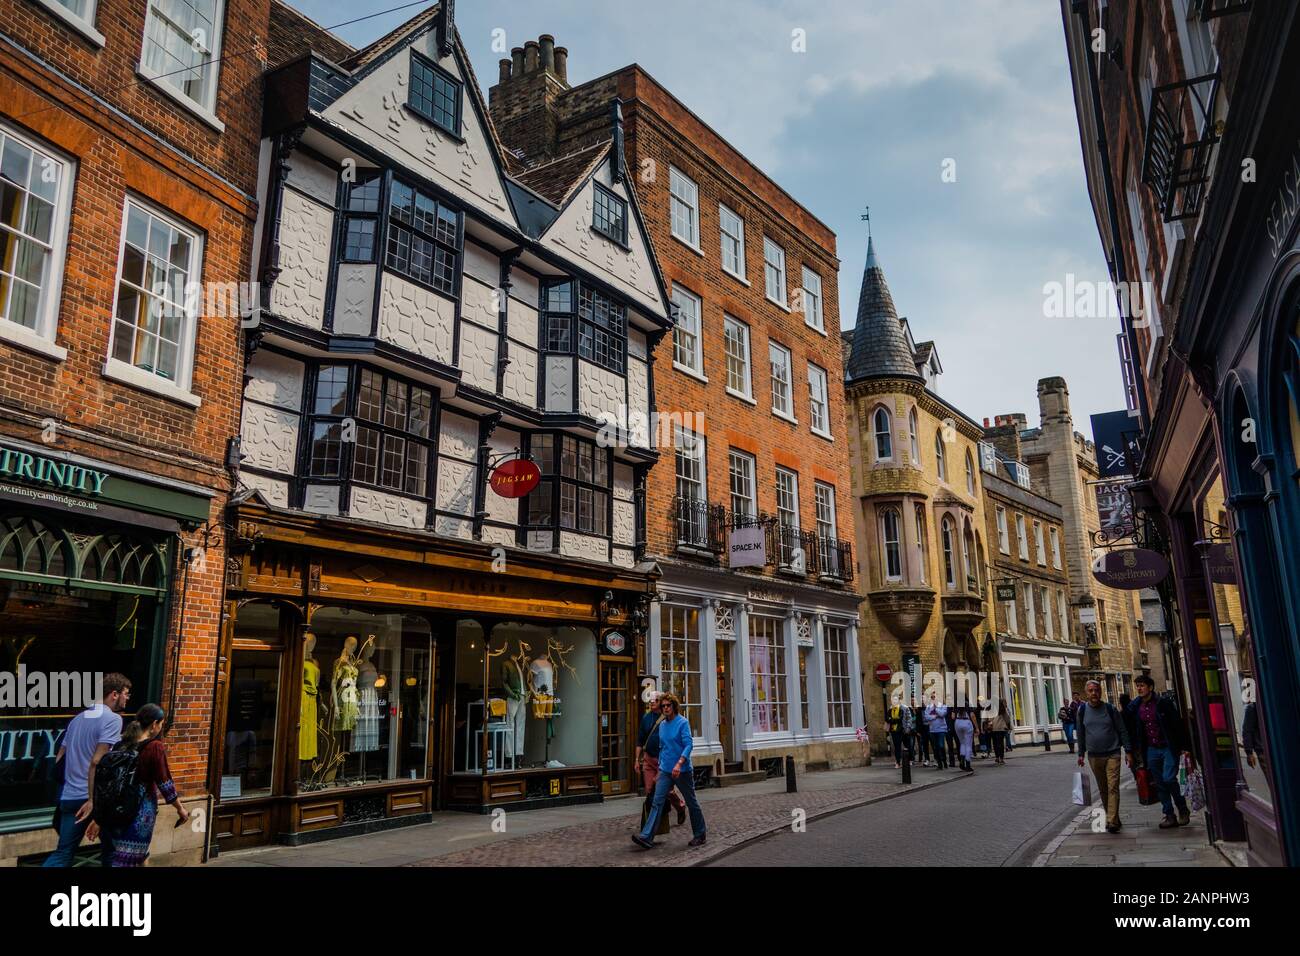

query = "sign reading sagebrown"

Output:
[[1091, 548, 1170, 589]]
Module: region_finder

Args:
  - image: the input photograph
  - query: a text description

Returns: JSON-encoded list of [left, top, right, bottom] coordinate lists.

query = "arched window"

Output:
[[935, 431, 947, 481], [908, 408, 920, 465], [914, 505, 928, 584], [965, 450, 976, 495], [881, 508, 902, 581], [941, 516, 956, 587], [873, 406, 893, 461], [961, 520, 975, 590]]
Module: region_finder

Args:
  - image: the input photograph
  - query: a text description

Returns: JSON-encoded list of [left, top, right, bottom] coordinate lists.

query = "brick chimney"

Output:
[[489, 33, 570, 167], [984, 412, 1027, 463]]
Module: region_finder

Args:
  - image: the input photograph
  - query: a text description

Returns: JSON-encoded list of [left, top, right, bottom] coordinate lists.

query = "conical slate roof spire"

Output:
[[847, 237, 922, 382]]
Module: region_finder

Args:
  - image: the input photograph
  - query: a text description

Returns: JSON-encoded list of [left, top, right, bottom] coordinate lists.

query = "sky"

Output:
[[290, 0, 1129, 440]]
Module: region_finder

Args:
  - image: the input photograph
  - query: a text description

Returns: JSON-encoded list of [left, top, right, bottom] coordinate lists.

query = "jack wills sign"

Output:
[[729, 525, 766, 568]]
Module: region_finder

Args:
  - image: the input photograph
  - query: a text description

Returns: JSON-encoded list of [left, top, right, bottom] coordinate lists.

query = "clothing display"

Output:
[[300, 658, 320, 760], [354, 660, 379, 752], [333, 655, 359, 732], [505, 696, 527, 758], [530, 656, 559, 718]]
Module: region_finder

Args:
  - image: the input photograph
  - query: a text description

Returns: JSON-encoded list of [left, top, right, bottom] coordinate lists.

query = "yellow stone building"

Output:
[[842, 239, 994, 743]]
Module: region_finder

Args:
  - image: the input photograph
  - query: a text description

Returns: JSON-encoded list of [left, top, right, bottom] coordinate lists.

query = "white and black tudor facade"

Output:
[[210, 5, 671, 850]]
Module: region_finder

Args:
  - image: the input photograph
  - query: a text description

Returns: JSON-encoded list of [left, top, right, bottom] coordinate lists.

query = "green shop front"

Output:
[[0, 438, 211, 863]]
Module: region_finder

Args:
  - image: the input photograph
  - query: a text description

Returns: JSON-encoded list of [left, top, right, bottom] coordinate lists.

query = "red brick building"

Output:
[[0, 0, 276, 864], [491, 45, 864, 777]]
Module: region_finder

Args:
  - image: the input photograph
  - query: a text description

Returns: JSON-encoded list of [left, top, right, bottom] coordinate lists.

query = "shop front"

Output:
[[998, 639, 1080, 745], [0, 439, 212, 864], [213, 503, 652, 851]]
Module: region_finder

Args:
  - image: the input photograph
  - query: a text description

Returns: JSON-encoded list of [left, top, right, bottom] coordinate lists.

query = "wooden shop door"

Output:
[[599, 659, 634, 795]]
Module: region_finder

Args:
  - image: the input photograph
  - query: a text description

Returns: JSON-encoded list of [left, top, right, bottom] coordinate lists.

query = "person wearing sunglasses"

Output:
[[631, 694, 706, 849]]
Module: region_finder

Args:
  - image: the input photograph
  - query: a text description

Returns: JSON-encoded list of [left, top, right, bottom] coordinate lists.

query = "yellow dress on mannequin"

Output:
[[301, 658, 320, 760]]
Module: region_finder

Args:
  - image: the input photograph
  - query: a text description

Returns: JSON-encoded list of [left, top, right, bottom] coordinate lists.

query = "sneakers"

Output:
[[688, 835, 707, 847], [630, 835, 655, 849], [1159, 814, 1180, 829], [1177, 809, 1190, 826]]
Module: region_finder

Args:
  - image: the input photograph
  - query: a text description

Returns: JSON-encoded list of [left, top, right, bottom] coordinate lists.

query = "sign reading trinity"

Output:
[[0, 446, 109, 495]]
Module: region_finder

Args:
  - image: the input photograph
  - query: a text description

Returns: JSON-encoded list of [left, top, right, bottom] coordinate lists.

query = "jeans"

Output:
[[930, 732, 948, 768], [1063, 722, 1076, 749], [639, 765, 705, 842], [42, 799, 115, 867], [640, 756, 685, 813], [889, 730, 912, 763], [917, 729, 931, 761], [1146, 745, 1188, 817]]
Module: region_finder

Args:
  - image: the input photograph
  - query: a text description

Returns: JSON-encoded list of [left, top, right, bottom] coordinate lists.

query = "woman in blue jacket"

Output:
[[631, 694, 707, 849]]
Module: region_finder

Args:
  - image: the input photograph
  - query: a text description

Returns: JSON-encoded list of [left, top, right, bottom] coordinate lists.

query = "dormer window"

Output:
[[592, 183, 627, 245], [409, 51, 462, 137]]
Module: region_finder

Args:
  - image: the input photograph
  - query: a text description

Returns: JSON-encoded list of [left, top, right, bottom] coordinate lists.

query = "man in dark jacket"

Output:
[[1127, 675, 1191, 828]]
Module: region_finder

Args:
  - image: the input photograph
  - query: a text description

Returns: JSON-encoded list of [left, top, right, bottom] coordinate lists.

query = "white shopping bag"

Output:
[[1072, 770, 1092, 806]]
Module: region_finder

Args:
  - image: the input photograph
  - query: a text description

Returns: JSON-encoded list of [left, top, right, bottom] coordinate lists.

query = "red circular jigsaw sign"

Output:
[[490, 458, 541, 498]]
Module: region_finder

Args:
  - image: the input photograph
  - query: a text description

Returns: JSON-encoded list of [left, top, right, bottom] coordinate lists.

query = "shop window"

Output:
[[526, 433, 610, 536], [748, 615, 788, 733], [453, 620, 597, 774], [823, 624, 853, 729], [297, 607, 431, 791], [543, 280, 626, 374], [660, 606, 701, 735], [797, 645, 811, 729], [221, 603, 281, 800]]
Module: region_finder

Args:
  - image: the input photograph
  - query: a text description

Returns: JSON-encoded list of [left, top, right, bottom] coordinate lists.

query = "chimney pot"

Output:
[[498, 58, 511, 83], [554, 47, 568, 84], [539, 35, 555, 73], [524, 40, 539, 73], [511, 47, 524, 75]]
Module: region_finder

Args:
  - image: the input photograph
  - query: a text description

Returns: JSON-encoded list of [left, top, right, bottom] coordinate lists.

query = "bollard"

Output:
[[901, 742, 912, 785], [785, 754, 797, 793], [1043, 728, 1052, 752]]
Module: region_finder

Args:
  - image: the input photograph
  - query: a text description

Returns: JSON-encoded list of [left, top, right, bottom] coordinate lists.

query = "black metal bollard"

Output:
[[785, 754, 797, 793], [1043, 728, 1052, 752], [901, 742, 912, 785]]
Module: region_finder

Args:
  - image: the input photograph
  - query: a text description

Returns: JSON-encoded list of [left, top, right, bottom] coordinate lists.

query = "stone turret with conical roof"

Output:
[[846, 237, 922, 382]]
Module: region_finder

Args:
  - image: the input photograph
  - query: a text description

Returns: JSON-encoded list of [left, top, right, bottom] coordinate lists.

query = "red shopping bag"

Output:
[[1135, 766, 1158, 805]]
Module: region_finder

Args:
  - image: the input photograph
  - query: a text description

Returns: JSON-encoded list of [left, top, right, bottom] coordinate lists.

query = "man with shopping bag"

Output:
[[1075, 679, 1132, 833], [1128, 675, 1192, 829]]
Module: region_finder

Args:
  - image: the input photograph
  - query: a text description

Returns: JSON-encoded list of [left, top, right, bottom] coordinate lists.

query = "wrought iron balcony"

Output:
[[669, 499, 853, 582], [672, 495, 725, 553], [1141, 72, 1221, 222]]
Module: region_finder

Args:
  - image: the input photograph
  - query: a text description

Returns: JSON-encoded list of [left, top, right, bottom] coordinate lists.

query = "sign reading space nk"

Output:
[[729, 525, 766, 567]]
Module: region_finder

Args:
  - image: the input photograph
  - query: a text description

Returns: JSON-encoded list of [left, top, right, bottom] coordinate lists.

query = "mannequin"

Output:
[[332, 635, 360, 733], [529, 654, 557, 718], [354, 636, 380, 754], [300, 632, 320, 762], [501, 643, 529, 764]]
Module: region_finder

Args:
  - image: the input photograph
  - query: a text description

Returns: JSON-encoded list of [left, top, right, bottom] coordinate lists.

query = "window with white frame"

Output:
[[763, 236, 787, 305], [914, 505, 927, 583], [808, 362, 830, 436], [965, 450, 976, 495], [960, 523, 973, 589], [1034, 521, 1047, 565], [674, 427, 707, 546], [769, 341, 793, 417], [109, 199, 201, 391], [142, 0, 225, 112], [908, 408, 919, 465], [660, 605, 702, 735], [1005, 587, 1019, 636], [669, 166, 698, 247], [719, 203, 745, 278], [881, 507, 902, 581], [749, 615, 788, 733], [1058, 589, 1070, 641], [815, 480, 838, 574], [1014, 462, 1031, 489], [1023, 582, 1037, 637], [723, 314, 751, 397], [776, 467, 800, 567], [873, 406, 892, 461], [1016, 513, 1029, 560], [671, 283, 703, 375], [996, 507, 1010, 554], [1043, 586, 1054, 638], [823, 624, 853, 729], [1050, 527, 1062, 569], [729, 449, 756, 519], [941, 516, 956, 588], [0, 124, 72, 344], [58, 0, 94, 15], [935, 431, 947, 481], [801, 266, 823, 331]]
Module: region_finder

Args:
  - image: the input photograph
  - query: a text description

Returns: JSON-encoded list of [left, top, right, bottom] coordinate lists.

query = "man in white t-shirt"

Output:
[[42, 673, 132, 867]]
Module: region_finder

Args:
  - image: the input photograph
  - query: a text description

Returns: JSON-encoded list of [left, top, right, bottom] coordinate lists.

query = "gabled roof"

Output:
[[846, 237, 924, 382], [513, 141, 611, 206], [341, 4, 440, 71]]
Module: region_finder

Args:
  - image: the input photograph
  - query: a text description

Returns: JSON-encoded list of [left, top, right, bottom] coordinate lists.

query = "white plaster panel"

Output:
[[239, 403, 299, 474], [628, 327, 648, 360], [461, 274, 499, 330], [438, 411, 479, 462], [303, 484, 339, 515], [237, 471, 289, 508], [244, 350, 304, 411], [271, 189, 331, 329], [350, 486, 427, 529], [613, 463, 634, 501], [613, 499, 635, 547], [321, 41, 515, 230], [436, 458, 476, 515], [627, 358, 649, 449], [484, 479, 519, 525], [436, 515, 474, 540], [507, 301, 538, 349], [480, 524, 516, 548], [501, 344, 537, 408], [334, 264, 376, 335], [528, 530, 554, 553], [379, 273, 455, 363], [285, 154, 339, 207], [488, 425, 520, 458], [459, 317, 498, 391], [612, 546, 635, 569], [578, 359, 624, 422], [545, 356, 573, 412], [559, 531, 610, 564], [463, 242, 500, 288], [509, 268, 539, 309]]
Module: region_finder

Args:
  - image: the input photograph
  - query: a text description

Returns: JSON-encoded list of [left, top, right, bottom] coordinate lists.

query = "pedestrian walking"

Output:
[[945, 704, 958, 767], [886, 701, 914, 768], [1059, 694, 1079, 753], [95, 704, 190, 866], [1127, 675, 1191, 829], [924, 696, 949, 770], [914, 704, 932, 766], [1076, 679, 1131, 833], [990, 699, 1011, 764], [975, 698, 991, 759], [635, 692, 686, 827], [631, 694, 706, 849], [953, 707, 977, 773], [42, 673, 132, 867], [1241, 699, 1266, 777]]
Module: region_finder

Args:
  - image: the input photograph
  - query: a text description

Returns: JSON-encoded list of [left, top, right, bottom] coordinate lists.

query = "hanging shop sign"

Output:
[[729, 524, 766, 568], [1089, 410, 1141, 480], [1091, 548, 1170, 589], [1093, 479, 1136, 538], [995, 582, 1018, 602], [489, 458, 541, 498], [1205, 543, 1237, 585]]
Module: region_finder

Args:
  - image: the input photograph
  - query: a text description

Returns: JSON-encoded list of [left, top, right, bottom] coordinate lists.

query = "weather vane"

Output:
[[861, 205, 871, 240]]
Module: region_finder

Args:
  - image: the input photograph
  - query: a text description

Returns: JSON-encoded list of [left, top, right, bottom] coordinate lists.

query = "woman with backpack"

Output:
[[96, 703, 190, 866]]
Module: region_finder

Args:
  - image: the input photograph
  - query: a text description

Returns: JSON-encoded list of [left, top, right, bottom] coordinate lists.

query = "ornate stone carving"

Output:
[[867, 587, 937, 644]]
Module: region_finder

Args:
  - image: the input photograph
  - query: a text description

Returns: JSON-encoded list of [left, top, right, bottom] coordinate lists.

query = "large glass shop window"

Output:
[[0, 514, 167, 827], [453, 620, 597, 774], [221, 603, 282, 800], [298, 608, 432, 791]]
